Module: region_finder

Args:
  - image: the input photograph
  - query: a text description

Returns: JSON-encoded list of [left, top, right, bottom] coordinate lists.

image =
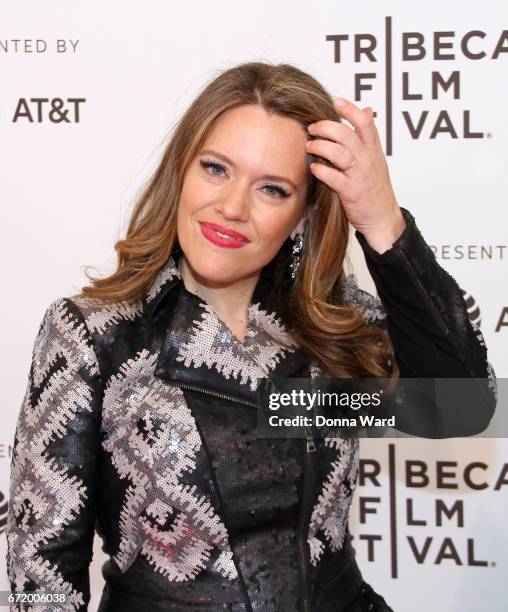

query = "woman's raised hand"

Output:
[[305, 97, 406, 253]]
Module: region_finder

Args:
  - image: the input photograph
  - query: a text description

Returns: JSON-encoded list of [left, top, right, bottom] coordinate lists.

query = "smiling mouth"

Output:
[[200, 221, 249, 241], [198, 221, 250, 249]]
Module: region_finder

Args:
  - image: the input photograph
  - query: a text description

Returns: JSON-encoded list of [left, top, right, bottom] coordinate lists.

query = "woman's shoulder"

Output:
[[63, 292, 145, 337], [33, 294, 145, 380], [341, 272, 387, 325]]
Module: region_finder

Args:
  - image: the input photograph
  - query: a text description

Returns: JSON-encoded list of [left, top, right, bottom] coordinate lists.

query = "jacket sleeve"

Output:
[[352, 206, 497, 437], [6, 297, 103, 611]]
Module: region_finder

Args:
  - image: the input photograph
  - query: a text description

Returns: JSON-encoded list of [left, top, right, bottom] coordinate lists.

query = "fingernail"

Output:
[[335, 97, 346, 106], [307, 123, 315, 132]]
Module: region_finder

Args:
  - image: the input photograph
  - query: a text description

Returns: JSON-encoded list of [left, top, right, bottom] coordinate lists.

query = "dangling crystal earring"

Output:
[[289, 223, 307, 279]]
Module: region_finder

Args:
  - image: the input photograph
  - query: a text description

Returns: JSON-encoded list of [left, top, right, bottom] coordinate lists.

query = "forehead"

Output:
[[200, 104, 309, 182]]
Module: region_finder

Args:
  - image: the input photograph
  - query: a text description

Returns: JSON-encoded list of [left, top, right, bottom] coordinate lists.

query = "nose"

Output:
[[215, 182, 250, 223]]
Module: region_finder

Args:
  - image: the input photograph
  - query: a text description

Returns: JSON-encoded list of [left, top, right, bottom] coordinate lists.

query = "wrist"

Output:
[[360, 208, 407, 255]]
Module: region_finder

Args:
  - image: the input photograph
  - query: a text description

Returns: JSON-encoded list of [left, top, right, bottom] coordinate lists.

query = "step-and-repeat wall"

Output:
[[1, 1, 506, 610]]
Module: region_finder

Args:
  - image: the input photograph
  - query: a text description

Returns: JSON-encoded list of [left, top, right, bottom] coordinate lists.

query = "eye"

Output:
[[200, 158, 227, 177], [199, 157, 291, 199], [262, 184, 291, 198]]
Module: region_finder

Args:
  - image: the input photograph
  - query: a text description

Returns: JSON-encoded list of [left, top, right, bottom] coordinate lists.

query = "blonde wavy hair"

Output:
[[79, 60, 398, 381]]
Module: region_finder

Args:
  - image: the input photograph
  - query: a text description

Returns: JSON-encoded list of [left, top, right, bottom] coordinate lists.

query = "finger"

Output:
[[309, 161, 355, 197], [364, 107, 383, 147], [333, 98, 378, 148], [307, 120, 364, 159], [305, 138, 358, 170]]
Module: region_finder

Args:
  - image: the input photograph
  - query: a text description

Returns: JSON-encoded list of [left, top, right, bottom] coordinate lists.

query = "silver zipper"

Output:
[[175, 381, 258, 408], [297, 434, 316, 611], [304, 427, 316, 453]]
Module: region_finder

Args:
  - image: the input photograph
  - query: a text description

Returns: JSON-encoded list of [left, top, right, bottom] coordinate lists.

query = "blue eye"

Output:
[[200, 158, 226, 177], [263, 184, 291, 198], [199, 157, 291, 199]]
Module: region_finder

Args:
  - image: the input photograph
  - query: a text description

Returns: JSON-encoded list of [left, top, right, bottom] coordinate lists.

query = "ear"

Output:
[[290, 205, 313, 241]]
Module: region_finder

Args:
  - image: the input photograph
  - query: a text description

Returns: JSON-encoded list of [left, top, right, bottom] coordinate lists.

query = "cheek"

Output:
[[254, 206, 300, 243], [179, 174, 213, 216], [177, 177, 215, 240]]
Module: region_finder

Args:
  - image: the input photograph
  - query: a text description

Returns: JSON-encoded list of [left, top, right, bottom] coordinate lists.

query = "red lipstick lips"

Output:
[[199, 221, 249, 249]]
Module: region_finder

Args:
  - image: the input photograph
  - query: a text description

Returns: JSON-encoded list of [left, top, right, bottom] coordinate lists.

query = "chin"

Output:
[[186, 247, 257, 285]]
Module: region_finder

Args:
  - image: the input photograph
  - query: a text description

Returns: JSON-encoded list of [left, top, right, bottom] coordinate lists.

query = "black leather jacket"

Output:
[[6, 207, 496, 612]]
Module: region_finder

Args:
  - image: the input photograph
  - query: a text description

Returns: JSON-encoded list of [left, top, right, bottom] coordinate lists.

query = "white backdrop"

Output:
[[1, 1, 506, 610]]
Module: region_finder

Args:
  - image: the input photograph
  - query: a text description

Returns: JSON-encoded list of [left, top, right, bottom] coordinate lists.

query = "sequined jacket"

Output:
[[6, 207, 496, 612]]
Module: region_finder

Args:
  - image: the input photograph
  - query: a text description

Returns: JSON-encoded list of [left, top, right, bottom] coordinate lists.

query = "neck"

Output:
[[178, 256, 260, 342]]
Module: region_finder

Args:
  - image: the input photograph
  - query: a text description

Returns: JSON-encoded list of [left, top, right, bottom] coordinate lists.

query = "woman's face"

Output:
[[177, 104, 311, 286]]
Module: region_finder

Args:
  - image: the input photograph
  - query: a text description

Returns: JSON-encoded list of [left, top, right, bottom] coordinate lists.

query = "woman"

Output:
[[6, 61, 496, 612]]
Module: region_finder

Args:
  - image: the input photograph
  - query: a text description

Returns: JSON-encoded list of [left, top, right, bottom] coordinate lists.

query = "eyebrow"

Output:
[[199, 148, 298, 192]]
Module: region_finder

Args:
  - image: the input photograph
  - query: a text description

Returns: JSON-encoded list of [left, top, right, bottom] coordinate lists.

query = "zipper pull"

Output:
[[304, 428, 316, 453]]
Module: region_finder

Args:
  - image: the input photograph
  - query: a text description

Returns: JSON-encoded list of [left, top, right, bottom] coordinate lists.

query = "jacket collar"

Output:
[[144, 243, 311, 403], [142, 249, 184, 324], [143, 241, 294, 327]]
